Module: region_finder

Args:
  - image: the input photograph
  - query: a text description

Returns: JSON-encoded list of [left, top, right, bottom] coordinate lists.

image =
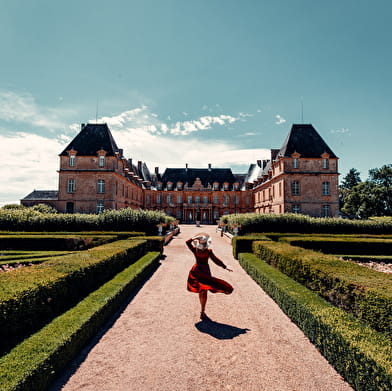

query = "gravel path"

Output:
[[50, 225, 353, 391]]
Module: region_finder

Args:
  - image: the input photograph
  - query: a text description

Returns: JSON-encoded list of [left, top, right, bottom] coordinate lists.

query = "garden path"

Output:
[[50, 225, 353, 391]]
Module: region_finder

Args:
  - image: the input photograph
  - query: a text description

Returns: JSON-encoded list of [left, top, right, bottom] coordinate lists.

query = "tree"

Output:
[[340, 164, 392, 218], [340, 168, 361, 190]]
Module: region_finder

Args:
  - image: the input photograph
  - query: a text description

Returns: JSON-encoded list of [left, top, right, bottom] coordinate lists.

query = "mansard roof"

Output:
[[278, 124, 337, 159], [161, 168, 237, 188], [60, 123, 120, 156], [21, 190, 58, 200]]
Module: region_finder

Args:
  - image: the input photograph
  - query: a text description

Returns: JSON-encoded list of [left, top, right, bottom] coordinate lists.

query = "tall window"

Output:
[[213, 210, 219, 219], [203, 196, 208, 204], [195, 196, 200, 204], [223, 195, 229, 206], [167, 194, 173, 204], [245, 195, 250, 205], [96, 202, 104, 213], [213, 195, 219, 204], [187, 195, 192, 204], [293, 158, 299, 169], [157, 194, 161, 204], [69, 155, 75, 167], [176, 210, 182, 218], [292, 204, 301, 214], [322, 204, 330, 217], [97, 180, 105, 193], [67, 179, 75, 193], [177, 195, 182, 204], [323, 158, 329, 169], [291, 181, 300, 195], [322, 181, 330, 195], [146, 194, 150, 204], [233, 195, 239, 205], [99, 155, 105, 167]]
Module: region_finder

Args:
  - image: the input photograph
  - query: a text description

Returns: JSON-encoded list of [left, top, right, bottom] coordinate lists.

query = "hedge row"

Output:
[[231, 235, 271, 259], [220, 213, 392, 235], [252, 241, 392, 336], [0, 251, 72, 263], [0, 207, 175, 234], [0, 235, 118, 251], [279, 236, 392, 255], [238, 253, 392, 391], [0, 239, 148, 355], [341, 255, 392, 264], [0, 251, 161, 391]]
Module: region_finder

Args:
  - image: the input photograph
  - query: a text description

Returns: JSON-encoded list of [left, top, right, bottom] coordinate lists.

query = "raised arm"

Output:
[[186, 237, 196, 253]]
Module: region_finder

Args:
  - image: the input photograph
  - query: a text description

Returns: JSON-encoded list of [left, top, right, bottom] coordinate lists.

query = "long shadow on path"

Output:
[[195, 318, 250, 340]]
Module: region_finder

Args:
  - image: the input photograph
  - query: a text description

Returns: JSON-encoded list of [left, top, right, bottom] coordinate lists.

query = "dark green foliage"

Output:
[[280, 237, 392, 255], [238, 253, 392, 391], [0, 240, 147, 355], [0, 235, 118, 251], [231, 235, 271, 259], [220, 213, 392, 234], [0, 207, 175, 233], [252, 241, 392, 336], [0, 251, 160, 391]]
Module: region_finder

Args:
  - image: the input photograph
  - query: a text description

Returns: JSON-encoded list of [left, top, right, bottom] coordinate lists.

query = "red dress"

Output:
[[186, 238, 234, 294]]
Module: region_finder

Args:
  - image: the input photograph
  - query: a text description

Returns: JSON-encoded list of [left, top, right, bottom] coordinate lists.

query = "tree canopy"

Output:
[[340, 164, 392, 219]]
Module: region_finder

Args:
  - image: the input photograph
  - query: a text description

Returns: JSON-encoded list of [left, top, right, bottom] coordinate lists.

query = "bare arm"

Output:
[[186, 238, 196, 253]]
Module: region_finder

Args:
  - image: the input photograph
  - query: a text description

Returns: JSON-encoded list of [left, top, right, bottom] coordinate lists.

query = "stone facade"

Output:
[[21, 123, 339, 220]]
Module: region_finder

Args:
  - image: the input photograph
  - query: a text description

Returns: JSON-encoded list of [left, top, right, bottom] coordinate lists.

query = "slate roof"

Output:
[[21, 190, 58, 200], [278, 124, 337, 158], [60, 123, 120, 156], [161, 168, 237, 188]]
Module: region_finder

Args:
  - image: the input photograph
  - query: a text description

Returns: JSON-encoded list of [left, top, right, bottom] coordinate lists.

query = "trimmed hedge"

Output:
[[0, 239, 147, 355], [238, 252, 392, 391], [231, 235, 271, 259], [252, 241, 392, 336], [0, 235, 118, 251], [0, 251, 72, 263], [279, 236, 392, 255], [220, 213, 392, 235], [0, 251, 160, 391], [341, 255, 392, 264]]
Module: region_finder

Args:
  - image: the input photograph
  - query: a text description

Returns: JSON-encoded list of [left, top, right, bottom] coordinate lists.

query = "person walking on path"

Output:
[[186, 233, 233, 320]]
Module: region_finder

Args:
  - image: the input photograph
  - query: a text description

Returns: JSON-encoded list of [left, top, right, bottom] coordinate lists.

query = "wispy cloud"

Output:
[[0, 132, 63, 206], [0, 89, 75, 131], [275, 114, 286, 125], [330, 128, 350, 134]]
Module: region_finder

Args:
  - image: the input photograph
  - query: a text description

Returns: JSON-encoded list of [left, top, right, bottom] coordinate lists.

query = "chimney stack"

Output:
[[257, 160, 261, 167], [119, 149, 123, 157], [185, 163, 188, 171], [81, 123, 85, 130], [137, 161, 142, 175], [270, 149, 280, 161], [208, 163, 211, 171], [155, 167, 159, 175]]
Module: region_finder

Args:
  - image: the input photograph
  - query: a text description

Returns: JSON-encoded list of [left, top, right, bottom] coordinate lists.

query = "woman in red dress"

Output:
[[186, 234, 233, 320]]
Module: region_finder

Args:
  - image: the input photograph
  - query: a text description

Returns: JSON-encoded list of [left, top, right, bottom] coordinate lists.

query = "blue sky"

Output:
[[0, 0, 391, 205]]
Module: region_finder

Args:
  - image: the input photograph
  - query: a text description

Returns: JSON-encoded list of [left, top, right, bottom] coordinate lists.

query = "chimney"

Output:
[[119, 149, 123, 157], [208, 163, 211, 171], [128, 158, 132, 168], [81, 123, 85, 130], [185, 163, 188, 171], [257, 160, 261, 167], [271, 149, 280, 161], [137, 161, 142, 175], [155, 167, 159, 175], [263, 160, 268, 169]]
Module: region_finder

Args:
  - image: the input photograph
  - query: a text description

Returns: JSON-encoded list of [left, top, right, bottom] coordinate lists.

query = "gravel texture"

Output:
[[50, 225, 353, 391]]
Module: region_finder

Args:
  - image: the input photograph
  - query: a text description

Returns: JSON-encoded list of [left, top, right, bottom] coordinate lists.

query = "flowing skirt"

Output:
[[187, 263, 233, 294]]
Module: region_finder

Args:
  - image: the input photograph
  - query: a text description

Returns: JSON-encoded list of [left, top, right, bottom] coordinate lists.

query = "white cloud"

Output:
[[331, 128, 350, 134], [0, 89, 75, 130], [275, 114, 286, 125], [0, 132, 63, 205]]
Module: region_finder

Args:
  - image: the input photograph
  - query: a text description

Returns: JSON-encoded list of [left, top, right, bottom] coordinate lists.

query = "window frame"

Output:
[[97, 179, 105, 193], [67, 179, 75, 193]]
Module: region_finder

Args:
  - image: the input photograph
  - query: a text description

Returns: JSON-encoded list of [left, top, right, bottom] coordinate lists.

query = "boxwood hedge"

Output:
[[0, 251, 161, 391], [252, 241, 392, 336], [238, 252, 392, 391], [0, 239, 147, 355]]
